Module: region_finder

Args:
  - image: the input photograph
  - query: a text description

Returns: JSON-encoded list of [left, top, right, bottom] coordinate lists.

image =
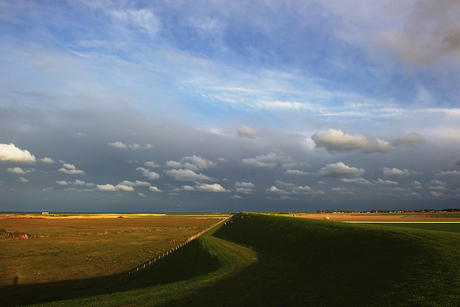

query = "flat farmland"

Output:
[[297, 212, 460, 222], [0, 213, 227, 306]]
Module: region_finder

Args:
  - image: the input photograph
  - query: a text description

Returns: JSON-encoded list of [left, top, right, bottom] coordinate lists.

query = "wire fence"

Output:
[[108, 218, 228, 290]]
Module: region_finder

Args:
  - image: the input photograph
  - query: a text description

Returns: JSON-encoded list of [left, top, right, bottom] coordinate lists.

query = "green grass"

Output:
[[365, 222, 460, 233], [6, 213, 460, 306]]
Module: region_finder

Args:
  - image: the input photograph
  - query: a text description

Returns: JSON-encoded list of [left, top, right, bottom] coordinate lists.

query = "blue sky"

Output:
[[1, 0, 459, 212]]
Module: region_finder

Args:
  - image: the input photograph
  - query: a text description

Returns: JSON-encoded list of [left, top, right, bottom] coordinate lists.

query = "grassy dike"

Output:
[[28, 213, 460, 306]]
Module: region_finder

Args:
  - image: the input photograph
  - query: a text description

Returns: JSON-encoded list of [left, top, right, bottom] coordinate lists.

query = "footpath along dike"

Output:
[[110, 217, 228, 289]]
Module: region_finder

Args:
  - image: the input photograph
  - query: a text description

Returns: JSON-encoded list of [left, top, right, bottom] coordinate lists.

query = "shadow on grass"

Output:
[[0, 239, 221, 307]]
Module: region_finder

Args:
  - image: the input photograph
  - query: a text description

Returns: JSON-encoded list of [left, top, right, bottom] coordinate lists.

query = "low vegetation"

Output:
[[3, 213, 460, 306]]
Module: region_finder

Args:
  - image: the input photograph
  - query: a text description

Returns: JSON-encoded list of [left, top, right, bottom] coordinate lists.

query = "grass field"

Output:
[[0, 214, 227, 306], [3, 213, 460, 306], [3, 213, 457, 306]]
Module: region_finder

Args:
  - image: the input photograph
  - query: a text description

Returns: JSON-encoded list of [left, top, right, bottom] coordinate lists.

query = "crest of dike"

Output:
[[30, 213, 460, 307]]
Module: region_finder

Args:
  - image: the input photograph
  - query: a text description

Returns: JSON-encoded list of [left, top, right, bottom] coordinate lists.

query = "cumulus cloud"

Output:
[[40, 157, 55, 163], [364, 138, 396, 153], [318, 162, 365, 178], [266, 186, 289, 194], [374, 178, 399, 186], [429, 180, 446, 186], [166, 155, 215, 171], [115, 184, 135, 192], [136, 167, 160, 180], [311, 129, 368, 152], [7, 167, 26, 174], [109, 142, 153, 149], [235, 182, 256, 194], [108, 141, 128, 149], [74, 132, 87, 137], [164, 169, 215, 182], [195, 183, 230, 193], [340, 177, 373, 186], [73, 180, 86, 185], [436, 170, 460, 177], [97, 184, 117, 191], [381, 167, 420, 178], [0, 143, 36, 163], [312, 130, 423, 153], [242, 151, 290, 169], [135, 180, 151, 186], [129, 143, 154, 149], [237, 125, 258, 138], [56, 180, 68, 185], [391, 133, 424, 147], [291, 186, 325, 195], [18, 177, 28, 183], [144, 162, 159, 168], [58, 164, 85, 175], [284, 170, 309, 176], [149, 186, 162, 192], [375, 1, 460, 66]]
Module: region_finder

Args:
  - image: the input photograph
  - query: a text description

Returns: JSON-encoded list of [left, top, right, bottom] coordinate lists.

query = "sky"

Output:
[[1, 0, 459, 213]]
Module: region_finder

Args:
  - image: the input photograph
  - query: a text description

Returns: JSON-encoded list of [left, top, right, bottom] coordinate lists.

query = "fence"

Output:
[[108, 218, 227, 290]]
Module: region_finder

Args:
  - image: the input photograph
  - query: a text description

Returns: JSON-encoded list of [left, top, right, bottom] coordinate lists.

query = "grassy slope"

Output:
[[26, 213, 460, 307]]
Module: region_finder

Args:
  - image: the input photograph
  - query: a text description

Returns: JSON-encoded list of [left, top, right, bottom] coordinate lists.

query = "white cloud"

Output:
[[128, 143, 154, 149], [318, 162, 365, 178], [374, 178, 399, 186], [149, 186, 162, 192], [232, 195, 243, 199], [340, 177, 373, 186], [144, 161, 159, 168], [195, 183, 230, 193], [391, 133, 424, 147], [429, 180, 446, 186], [58, 164, 85, 175], [115, 184, 135, 192], [7, 167, 26, 174], [311, 129, 368, 152], [138, 193, 147, 198], [164, 169, 215, 182], [291, 186, 325, 195], [18, 177, 28, 183], [40, 157, 55, 163], [42, 187, 53, 191], [363, 138, 396, 153], [166, 155, 215, 171], [74, 132, 87, 137], [242, 152, 290, 169], [428, 186, 447, 191], [136, 167, 160, 180], [109, 8, 160, 36], [382, 167, 420, 178], [284, 170, 309, 176], [237, 125, 258, 138], [108, 141, 128, 149], [436, 170, 460, 177], [266, 186, 289, 194], [0, 143, 36, 163], [73, 180, 86, 185], [135, 180, 151, 186], [235, 182, 255, 189], [56, 180, 69, 185], [312, 130, 423, 153], [97, 184, 117, 191], [95, 183, 134, 192], [235, 182, 256, 194]]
